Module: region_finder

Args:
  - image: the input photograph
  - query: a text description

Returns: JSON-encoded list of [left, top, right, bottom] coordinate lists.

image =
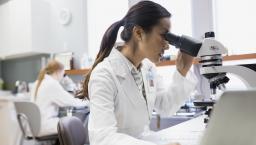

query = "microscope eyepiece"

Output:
[[163, 32, 180, 46], [164, 32, 202, 57]]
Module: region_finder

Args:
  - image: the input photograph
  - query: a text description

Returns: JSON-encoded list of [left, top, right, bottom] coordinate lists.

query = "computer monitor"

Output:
[[200, 89, 256, 145]]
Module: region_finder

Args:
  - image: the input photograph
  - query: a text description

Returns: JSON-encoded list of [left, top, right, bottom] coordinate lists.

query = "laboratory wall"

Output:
[[40, 0, 88, 69]]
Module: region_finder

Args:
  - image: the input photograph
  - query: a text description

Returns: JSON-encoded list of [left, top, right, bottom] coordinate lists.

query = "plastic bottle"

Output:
[[80, 53, 89, 69]]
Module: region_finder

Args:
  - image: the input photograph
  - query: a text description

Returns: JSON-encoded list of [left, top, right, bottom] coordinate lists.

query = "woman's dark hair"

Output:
[[78, 1, 171, 99]]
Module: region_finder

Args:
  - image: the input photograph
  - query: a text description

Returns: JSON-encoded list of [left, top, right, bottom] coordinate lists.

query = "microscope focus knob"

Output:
[[205, 31, 215, 38], [204, 118, 209, 124], [205, 108, 212, 117]]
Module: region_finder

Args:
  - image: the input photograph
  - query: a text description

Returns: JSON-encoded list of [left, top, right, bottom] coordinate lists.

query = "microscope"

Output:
[[164, 31, 256, 123], [164, 31, 256, 94]]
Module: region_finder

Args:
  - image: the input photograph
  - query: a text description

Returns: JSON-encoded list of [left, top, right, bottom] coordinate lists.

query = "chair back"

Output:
[[14, 101, 41, 137], [58, 116, 87, 145]]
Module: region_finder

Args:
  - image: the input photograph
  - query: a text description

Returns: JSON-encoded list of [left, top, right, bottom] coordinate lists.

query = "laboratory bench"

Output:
[[150, 108, 204, 132]]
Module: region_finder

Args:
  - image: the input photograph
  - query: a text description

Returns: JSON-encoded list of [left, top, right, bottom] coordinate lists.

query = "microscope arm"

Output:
[[200, 65, 256, 89]]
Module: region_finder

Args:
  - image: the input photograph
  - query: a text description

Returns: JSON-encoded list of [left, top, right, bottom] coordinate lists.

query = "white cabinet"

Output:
[[0, 0, 32, 59], [0, 0, 67, 58]]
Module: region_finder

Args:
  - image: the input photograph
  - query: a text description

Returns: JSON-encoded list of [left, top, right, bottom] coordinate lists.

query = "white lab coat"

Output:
[[32, 74, 87, 136], [88, 47, 197, 145]]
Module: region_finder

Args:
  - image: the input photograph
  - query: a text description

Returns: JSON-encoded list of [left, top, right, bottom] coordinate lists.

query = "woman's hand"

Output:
[[176, 51, 194, 77]]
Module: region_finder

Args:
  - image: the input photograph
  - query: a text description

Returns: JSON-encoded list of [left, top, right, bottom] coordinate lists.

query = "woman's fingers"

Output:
[[176, 51, 194, 76]]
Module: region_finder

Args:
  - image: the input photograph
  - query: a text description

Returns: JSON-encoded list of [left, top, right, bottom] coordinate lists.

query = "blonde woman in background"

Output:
[[32, 59, 87, 136]]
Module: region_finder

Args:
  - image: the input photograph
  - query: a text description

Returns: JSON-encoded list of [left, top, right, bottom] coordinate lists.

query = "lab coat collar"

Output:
[[125, 57, 142, 74], [108, 46, 149, 103], [108, 43, 144, 78], [108, 46, 130, 78]]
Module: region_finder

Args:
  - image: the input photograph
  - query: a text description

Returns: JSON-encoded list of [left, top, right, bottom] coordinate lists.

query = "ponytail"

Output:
[[79, 1, 171, 100], [78, 20, 123, 100], [34, 69, 46, 101]]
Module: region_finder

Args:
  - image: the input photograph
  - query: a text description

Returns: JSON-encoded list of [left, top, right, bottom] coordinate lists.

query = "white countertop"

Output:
[[142, 115, 206, 145], [0, 91, 30, 101]]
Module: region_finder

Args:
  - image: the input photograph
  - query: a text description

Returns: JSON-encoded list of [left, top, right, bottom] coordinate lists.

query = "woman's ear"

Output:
[[132, 25, 145, 41]]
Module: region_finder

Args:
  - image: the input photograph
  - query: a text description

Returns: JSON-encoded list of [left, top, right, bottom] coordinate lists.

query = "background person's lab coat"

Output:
[[32, 74, 87, 136], [88, 48, 196, 145]]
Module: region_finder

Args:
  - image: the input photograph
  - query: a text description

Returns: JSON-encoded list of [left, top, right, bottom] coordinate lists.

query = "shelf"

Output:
[[222, 53, 256, 61], [65, 53, 256, 75], [65, 69, 90, 75]]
